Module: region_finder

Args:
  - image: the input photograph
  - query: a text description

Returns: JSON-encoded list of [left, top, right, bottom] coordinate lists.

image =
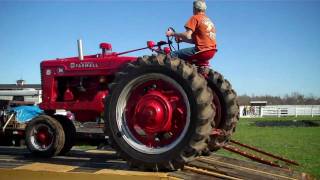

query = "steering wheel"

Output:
[[167, 27, 180, 51]]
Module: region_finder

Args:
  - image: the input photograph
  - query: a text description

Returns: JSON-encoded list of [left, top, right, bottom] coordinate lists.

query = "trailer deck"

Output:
[[0, 146, 309, 180]]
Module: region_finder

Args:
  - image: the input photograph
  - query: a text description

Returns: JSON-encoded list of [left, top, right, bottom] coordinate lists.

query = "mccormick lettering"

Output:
[[70, 62, 99, 69]]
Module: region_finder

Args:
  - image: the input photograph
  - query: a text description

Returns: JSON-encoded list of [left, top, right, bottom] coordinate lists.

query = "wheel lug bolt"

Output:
[[164, 132, 173, 139]]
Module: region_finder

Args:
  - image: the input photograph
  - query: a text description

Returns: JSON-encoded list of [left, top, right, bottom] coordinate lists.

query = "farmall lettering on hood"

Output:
[[69, 62, 99, 69]]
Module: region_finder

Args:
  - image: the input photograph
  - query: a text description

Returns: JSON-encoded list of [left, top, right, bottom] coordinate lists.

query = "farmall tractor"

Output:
[[25, 31, 239, 171]]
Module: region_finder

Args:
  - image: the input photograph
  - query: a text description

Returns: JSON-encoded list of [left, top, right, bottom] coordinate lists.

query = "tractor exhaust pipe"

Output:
[[77, 39, 84, 60]]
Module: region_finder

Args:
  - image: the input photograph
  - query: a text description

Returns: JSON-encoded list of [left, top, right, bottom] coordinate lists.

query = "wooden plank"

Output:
[[0, 169, 176, 180], [188, 160, 265, 180], [204, 154, 301, 178], [168, 169, 215, 180], [184, 166, 242, 180], [14, 162, 78, 172]]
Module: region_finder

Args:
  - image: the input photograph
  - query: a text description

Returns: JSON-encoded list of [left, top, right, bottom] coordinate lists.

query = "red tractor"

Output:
[[25, 33, 239, 170]]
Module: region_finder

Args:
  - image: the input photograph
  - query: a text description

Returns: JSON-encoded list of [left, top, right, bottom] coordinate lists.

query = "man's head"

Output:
[[193, 0, 207, 14]]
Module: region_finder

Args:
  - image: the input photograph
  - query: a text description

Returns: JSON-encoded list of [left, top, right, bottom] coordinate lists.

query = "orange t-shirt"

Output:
[[185, 13, 216, 52]]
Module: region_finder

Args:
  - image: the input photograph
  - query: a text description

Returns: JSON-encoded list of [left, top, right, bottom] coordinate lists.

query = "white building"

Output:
[[0, 80, 42, 104]]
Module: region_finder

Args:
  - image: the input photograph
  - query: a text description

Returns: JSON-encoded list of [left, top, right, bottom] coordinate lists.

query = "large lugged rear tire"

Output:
[[105, 54, 215, 171], [205, 68, 239, 151], [25, 115, 65, 157]]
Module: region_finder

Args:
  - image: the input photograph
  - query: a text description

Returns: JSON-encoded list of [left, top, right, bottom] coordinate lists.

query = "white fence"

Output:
[[240, 105, 320, 118]]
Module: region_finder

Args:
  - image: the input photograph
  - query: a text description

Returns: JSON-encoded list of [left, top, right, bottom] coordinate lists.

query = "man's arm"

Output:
[[174, 29, 194, 44], [166, 29, 194, 44]]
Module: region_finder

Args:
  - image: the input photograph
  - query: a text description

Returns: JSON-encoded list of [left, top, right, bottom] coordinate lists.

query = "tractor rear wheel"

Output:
[[25, 115, 65, 157], [105, 54, 215, 171], [204, 68, 239, 152]]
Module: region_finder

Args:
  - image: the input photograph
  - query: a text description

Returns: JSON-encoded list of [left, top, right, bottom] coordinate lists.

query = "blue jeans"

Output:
[[170, 47, 197, 60]]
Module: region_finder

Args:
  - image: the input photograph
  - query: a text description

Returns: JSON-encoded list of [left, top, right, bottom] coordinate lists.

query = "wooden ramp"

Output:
[[171, 155, 308, 180], [0, 146, 310, 180]]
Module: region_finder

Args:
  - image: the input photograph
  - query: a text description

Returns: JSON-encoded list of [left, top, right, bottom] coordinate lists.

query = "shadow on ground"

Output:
[[255, 120, 320, 127]]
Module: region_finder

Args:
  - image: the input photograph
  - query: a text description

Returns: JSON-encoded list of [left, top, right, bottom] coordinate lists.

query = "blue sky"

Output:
[[0, 0, 319, 97]]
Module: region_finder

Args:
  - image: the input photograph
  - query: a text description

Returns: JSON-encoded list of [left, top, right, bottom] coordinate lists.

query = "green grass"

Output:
[[216, 116, 320, 178]]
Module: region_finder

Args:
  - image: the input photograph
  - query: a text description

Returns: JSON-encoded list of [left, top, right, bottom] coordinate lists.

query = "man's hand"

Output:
[[166, 29, 175, 37], [175, 37, 182, 43]]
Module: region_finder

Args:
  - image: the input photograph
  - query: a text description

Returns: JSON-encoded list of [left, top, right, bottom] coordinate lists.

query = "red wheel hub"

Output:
[[134, 91, 172, 134], [37, 132, 46, 143], [125, 79, 187, 148], [35, 127, 52, 147]]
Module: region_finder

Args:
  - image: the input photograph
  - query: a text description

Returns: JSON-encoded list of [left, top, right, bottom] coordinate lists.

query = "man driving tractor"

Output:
[[166, 0, 217, 61]]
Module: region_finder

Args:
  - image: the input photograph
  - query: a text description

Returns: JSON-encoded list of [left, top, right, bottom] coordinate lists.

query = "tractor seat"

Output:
[[186, 49, 217, 67]]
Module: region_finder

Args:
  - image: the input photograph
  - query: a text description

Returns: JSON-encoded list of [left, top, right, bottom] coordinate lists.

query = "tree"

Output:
[[238, 93, 320, 105]]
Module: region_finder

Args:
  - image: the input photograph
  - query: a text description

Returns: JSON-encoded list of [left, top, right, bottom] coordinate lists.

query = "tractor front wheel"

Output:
[[25, 115, 65, 157], [54, 115, 76, 155]]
